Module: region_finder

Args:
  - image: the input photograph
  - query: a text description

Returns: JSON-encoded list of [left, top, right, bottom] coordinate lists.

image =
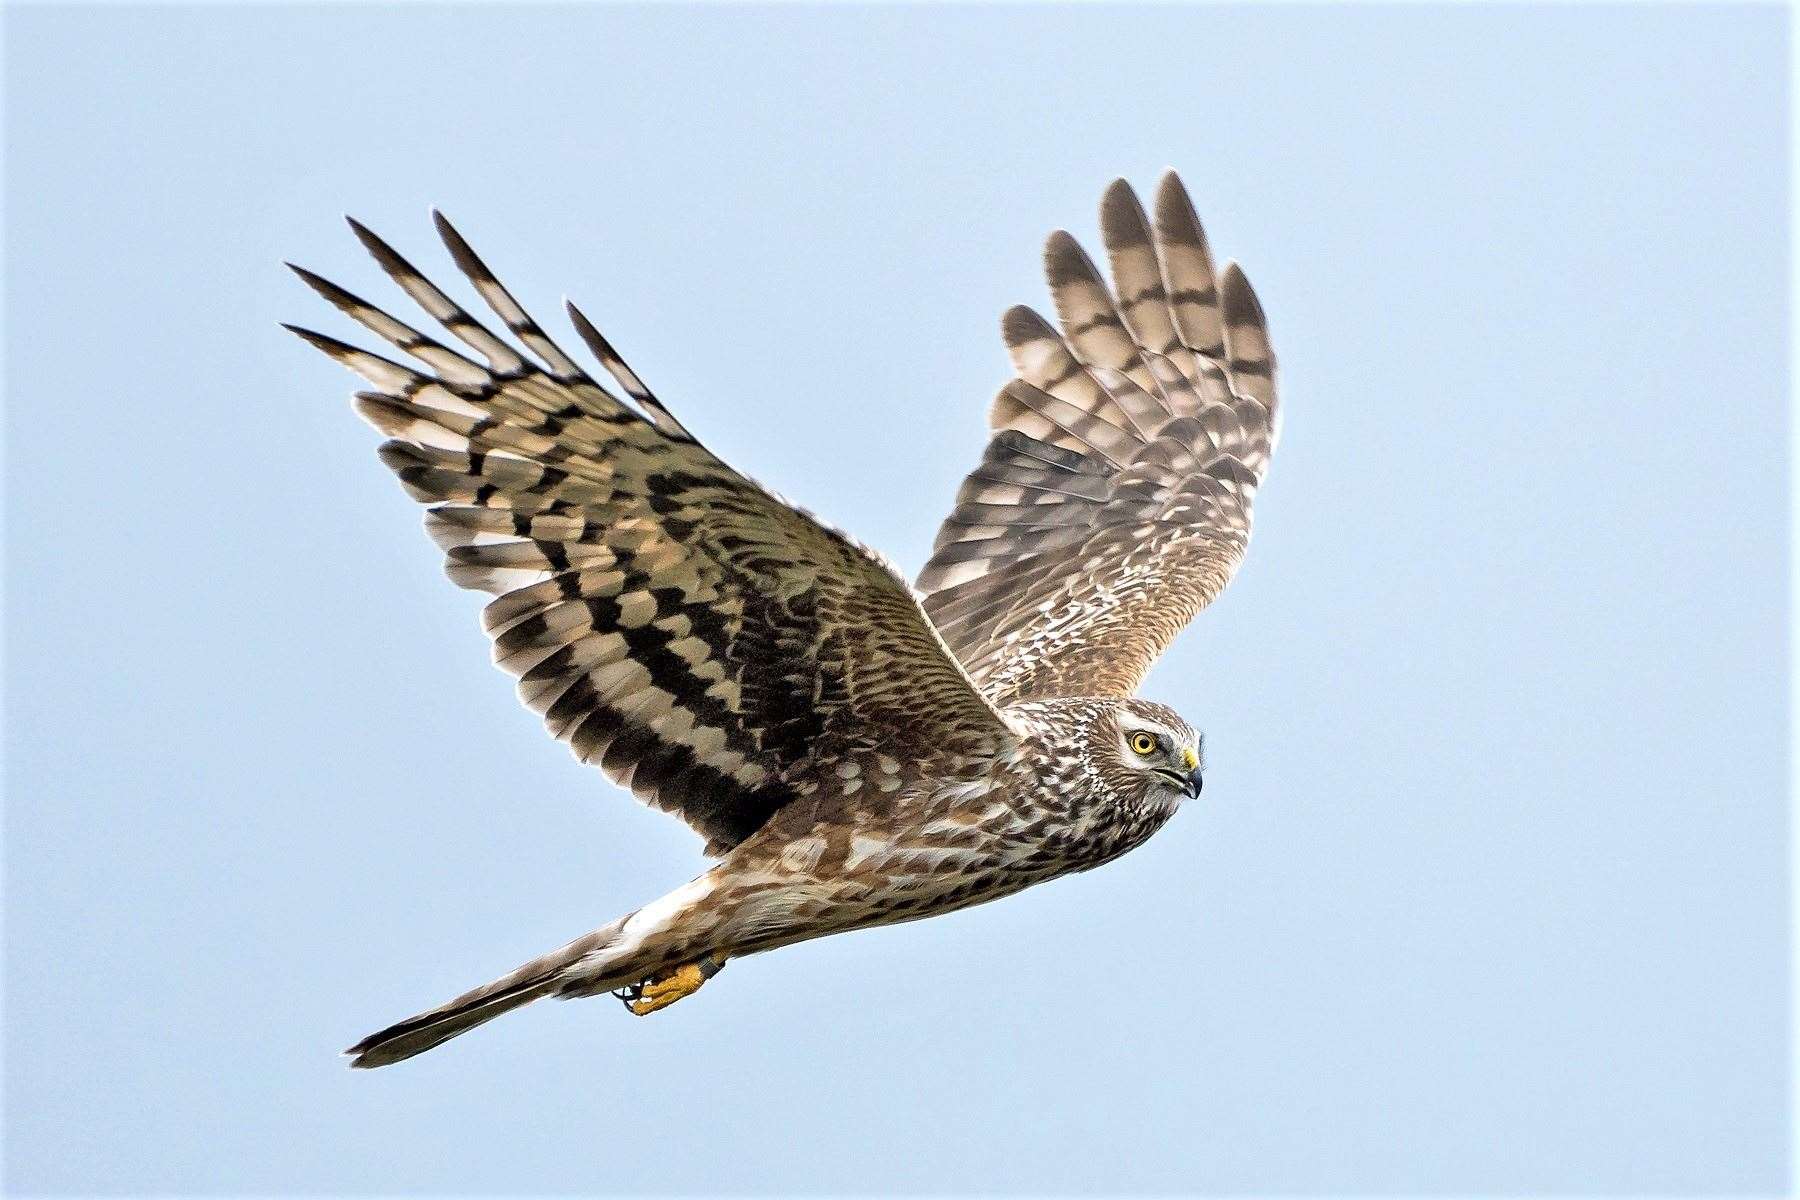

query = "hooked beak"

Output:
[[1178, 745, 1202, 798], [1154, 763, 1205, 798]]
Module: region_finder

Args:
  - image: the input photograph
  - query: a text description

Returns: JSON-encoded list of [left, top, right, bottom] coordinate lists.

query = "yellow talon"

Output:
[[625, 958, 720, 1016]]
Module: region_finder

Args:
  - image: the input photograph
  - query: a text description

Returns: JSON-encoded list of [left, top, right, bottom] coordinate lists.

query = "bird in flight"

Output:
[[288, 172, 1279, 1068]]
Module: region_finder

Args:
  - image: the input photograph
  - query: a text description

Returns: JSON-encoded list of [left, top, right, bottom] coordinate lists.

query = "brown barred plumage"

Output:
[[293, 172, 1278, 1068], [921, 173, 1277, 706], [288, 219, 998, 855]]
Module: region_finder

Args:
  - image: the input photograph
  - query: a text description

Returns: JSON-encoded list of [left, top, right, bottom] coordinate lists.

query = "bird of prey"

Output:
[[288, 172, 1279, 1068]]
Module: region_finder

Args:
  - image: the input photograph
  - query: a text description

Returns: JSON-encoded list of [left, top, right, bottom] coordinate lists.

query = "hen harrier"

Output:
[[289, 172, 1279, 1067]]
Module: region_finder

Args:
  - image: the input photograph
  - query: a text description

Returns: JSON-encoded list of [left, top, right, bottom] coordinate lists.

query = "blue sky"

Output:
[[4, 3, 1788, 1193]]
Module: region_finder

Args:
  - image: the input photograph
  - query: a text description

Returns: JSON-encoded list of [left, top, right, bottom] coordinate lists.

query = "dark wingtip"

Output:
[[1000, 303, 1056, 348], [285, 261, 345, 301], [343, 1038, 389, 1069], [1154, 172, 1205, 246], [343, 216, 417, 277], [565, 298, 627, 372], [1099, 179, 1150, 246], [1219, 260, 1266, 326], [281, 322, 336, 348], [432, 209, 479, 268], [283, 262, 322, 291], [564, 298, 608, 347], [1042, 228, 1083, 258]]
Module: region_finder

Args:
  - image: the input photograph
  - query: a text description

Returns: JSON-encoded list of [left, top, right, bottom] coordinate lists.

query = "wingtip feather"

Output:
[[1219, 260, 1267, 326], [281, 321, 340, 350], [285, 261, 351, 304], [432, 209, 481, 272], [1099, 179, 1149, 244], [1000, 303, 1057, 348], [344, 216, 411, 274], [1042, 229, 1099, 288]]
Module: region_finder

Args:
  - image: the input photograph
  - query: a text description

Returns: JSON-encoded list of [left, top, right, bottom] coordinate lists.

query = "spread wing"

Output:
[[289, 215, 1005, 854], [919, 173, 1279, 707]]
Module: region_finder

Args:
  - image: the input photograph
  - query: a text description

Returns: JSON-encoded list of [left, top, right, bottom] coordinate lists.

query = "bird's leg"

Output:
[[614, 954, 727, 1016]]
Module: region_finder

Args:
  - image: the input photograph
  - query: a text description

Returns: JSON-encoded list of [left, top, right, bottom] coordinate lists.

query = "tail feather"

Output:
[[345, 976, 559, 1069], [345, 917, 628, 1069]]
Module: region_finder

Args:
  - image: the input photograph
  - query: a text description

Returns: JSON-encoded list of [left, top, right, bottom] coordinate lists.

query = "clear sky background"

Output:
[[4, 3, 1788, 1194]]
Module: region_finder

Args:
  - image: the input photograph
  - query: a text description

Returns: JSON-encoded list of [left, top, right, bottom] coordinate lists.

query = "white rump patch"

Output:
[[589, 873, 716, 969]]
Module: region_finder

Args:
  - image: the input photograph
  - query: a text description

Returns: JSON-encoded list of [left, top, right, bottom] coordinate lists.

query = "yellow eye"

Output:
[[1128, 732, 1158, 756]]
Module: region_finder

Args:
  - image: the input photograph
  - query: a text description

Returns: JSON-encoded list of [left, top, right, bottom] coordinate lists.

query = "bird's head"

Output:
[[1103, 698, 1204, 804]]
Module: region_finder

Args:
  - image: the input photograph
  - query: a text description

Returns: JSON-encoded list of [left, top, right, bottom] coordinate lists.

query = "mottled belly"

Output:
[[718, 842, 1075, 957]]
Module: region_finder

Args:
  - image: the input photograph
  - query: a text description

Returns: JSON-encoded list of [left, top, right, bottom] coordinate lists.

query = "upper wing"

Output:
[[919, 173, 1279, 707], [289, 214, 1006, 854]]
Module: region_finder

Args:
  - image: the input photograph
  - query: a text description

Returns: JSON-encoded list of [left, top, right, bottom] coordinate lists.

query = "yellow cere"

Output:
[[1180, 746, 1199, 771]]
